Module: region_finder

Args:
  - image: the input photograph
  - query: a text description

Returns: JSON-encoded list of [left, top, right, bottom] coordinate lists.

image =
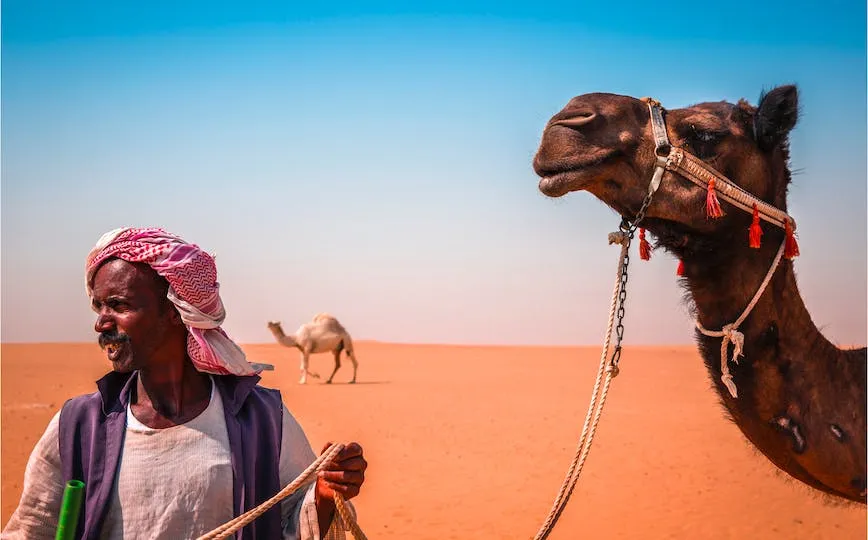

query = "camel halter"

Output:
[[640, 97, 800, 398]]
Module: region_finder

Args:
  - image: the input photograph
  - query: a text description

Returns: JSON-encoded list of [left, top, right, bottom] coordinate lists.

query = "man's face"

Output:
[[90, 258, 179, 372]]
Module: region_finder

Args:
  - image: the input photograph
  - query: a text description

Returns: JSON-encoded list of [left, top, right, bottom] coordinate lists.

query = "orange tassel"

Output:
[[639, 228, 651, 260], [706, 178, 723, 218], [749, 203, 763, 248], [784, 220, 800, 259], [676, 259, 685, 276]]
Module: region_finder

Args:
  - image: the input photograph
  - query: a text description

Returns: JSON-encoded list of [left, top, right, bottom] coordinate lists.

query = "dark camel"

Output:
[[532, 84, 866, 503]]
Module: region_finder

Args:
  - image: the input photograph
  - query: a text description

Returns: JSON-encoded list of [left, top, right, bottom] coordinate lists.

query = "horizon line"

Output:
[[0, 340, 701, 349], [4, 341, 863, 349]]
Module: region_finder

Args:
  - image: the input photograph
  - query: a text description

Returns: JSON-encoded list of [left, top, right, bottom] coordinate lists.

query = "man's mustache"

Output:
[[98, 331, 131, 349]]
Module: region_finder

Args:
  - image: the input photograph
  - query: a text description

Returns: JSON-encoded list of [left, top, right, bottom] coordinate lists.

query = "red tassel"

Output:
[[784, 220, 800, 259], [676, 259, 685, 276], [748, 203, 763, 248], [705, 178, 724, 218], [639, 228, 651, 260]]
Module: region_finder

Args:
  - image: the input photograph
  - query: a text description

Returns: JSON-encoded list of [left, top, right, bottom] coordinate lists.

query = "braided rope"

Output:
[[196, 443, 365, 540], [202, 230, 629, 540], [198, 230, 628, 540], [334, 492, 368, 540], [533, 235, 630, 540]]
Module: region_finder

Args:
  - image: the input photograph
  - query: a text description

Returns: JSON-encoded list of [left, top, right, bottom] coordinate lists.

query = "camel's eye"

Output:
[[683, 124, 725, 159]]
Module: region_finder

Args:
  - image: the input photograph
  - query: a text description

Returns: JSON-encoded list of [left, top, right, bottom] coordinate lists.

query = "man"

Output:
[[3, 227, 367, 539]]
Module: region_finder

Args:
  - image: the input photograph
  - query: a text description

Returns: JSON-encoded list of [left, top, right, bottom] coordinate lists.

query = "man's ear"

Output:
[[754, 85, 799, 151], [168, 305, 185, 326]]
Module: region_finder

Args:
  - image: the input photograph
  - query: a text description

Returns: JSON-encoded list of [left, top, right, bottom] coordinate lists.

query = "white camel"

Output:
[[266, 313, 359, 384]]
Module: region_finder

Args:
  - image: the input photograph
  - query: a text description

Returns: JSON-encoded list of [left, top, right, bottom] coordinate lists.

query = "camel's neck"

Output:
[[685, 234, 820, 362], [269, 327, 298, 348], [680, 228, 866, 503]]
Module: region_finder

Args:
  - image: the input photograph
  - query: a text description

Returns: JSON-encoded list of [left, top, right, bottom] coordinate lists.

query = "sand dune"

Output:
[[2, 342, 865, 538]]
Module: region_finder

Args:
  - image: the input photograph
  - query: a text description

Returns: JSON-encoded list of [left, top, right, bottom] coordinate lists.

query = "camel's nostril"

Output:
[[552, 112, 597, 129]]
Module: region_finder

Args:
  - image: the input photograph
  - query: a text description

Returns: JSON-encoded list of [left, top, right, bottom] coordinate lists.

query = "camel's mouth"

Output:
[[538, 170, 589, 198], [534, 151, 621, 198]]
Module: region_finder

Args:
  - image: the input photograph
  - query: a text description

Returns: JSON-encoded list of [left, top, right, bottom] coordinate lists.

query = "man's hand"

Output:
[[314, 442, 367, 535]]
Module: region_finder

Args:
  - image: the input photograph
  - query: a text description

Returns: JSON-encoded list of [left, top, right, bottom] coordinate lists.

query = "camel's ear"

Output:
[[754, 85, 799, 151]]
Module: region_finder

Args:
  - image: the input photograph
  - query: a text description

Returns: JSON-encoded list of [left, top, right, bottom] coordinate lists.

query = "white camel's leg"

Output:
[[326, 349, 342, 384], [346, 349, 358, 384], [302, 348, 320, 383], [299, 352, 309, 384]]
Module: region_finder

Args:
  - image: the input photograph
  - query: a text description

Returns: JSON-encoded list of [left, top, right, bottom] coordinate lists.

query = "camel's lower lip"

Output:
[[535, 151, 619, 197], [538, 171, 586, 197]]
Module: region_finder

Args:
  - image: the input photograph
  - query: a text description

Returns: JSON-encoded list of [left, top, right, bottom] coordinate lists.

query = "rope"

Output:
[[532, 232, 631, 540], [197, 228, 641, 540], [695, 238, 786, 398], [200, 231, 633, 540], [334, 489, 368, 540], [196, 443, 366, 540], [198, 227, 630, 540]]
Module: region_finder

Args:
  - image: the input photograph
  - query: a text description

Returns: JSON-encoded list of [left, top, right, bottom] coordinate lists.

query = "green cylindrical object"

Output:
[[55, 479, 85, 540]]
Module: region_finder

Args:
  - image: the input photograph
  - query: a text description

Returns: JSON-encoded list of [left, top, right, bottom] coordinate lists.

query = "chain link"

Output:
[[608, 186, 656, 375]]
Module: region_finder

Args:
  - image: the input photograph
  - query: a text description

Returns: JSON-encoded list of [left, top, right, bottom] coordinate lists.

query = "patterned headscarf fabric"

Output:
[[85, 227, 270, 376]]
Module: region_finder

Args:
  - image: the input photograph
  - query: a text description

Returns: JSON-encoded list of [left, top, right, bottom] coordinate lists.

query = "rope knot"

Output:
[[608, 231, 628, 246], [718, 324, 745, 399], [722, 324, 745, 363]]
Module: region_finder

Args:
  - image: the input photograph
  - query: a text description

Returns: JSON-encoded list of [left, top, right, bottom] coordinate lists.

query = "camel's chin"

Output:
[[537, 171, 590, 198]]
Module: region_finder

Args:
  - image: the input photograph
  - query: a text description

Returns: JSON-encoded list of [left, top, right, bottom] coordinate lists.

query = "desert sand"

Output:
[[2, 342, 865, 539]]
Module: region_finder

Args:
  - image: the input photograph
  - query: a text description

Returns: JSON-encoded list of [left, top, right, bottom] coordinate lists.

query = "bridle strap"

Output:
[[668, 149, 793, 230], [641, 97, 671, 200], [644, 97, 672, 157], [640, 98, 796, 233]]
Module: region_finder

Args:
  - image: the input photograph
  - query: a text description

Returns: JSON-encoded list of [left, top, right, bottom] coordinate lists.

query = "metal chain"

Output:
[[608, 187, 655, 375]]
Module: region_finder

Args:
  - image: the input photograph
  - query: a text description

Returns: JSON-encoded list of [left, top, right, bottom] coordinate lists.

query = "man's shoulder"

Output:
[[60, 390, 103, 415], [57, 390, 106, 434], [251, 382, 281, 399], [246, 382, 283, 411], [212, 374, 283, 416]]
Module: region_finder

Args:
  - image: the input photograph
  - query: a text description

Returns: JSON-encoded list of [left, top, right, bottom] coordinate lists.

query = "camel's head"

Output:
[[266, 321, 283, 331], [532, 86, 799, 254]]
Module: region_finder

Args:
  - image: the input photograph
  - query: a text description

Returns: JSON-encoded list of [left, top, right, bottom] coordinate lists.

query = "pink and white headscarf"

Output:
[[85, 227, 271, 376]]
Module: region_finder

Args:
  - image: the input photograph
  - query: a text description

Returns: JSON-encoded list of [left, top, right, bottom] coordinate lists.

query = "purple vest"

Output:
[[58, 371, 284, 540]]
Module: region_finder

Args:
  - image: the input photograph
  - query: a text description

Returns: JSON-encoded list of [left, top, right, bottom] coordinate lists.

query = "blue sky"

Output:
[[2, 1, 866, 346]]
